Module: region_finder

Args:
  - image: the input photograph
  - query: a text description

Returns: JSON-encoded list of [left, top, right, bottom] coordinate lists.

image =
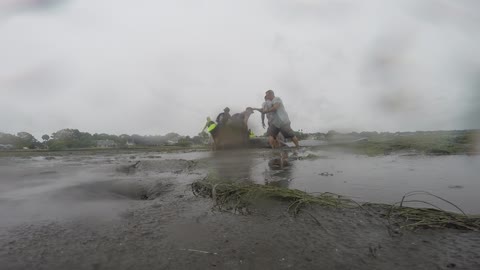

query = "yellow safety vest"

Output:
[[207, 122, 217, 132]]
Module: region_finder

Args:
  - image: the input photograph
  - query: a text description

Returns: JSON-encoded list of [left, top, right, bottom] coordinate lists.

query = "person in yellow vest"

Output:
[[248, 129, 255, 138], [204, 117, 217, 133], [203, 117, 219, 150]]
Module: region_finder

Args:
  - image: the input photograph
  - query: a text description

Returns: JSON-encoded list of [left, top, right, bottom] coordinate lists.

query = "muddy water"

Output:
[[207, 149, 480, 214], [246, 151, 480, 214], [0, 151, 210, 227], [288, 153, 480, 214], [1, 150, 480, 269], [1, 149, 478, 229]]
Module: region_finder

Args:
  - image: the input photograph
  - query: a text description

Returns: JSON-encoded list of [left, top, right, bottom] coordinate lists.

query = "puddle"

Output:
[[203, 149, 480, 214], [0, 157, 180, 226], [240, 150, 480, 214]]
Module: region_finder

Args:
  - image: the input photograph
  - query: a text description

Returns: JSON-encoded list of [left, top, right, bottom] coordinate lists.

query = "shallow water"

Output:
[[0, 152, 207, 227], [1, 149, 479, 228], [203, 148, 480, 214], [243, 150, 480, 214]]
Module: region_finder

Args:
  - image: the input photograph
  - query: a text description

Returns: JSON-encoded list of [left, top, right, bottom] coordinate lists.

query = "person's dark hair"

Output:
[[266, 90, 274, 95], [224, 107, 230, 112]]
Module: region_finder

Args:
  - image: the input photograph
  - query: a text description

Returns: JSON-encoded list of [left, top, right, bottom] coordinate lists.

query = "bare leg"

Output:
[[280, 151, 288, 168], [268, 135, 277, 149], [211, 138, 217, 151]]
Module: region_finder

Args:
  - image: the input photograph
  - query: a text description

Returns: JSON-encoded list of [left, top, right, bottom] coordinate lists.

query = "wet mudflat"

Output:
[[247, 150, 480, 214], [1, 149, 480, 269]]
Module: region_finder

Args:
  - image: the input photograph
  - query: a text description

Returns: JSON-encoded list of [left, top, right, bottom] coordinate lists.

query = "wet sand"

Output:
[[1, 150, 480, 269]]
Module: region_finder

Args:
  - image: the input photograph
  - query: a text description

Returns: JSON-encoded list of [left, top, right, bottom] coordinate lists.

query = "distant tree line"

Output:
[[0, 129, 211, 150], [1, 129, 477, 150], [0, 132, 41, 149]]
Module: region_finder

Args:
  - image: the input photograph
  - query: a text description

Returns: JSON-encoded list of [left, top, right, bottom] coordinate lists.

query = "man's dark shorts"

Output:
[[268, 123, 296, 139], [209, 127, 218, 137]]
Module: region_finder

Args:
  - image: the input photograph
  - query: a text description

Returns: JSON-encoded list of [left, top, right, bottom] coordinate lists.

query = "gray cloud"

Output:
[[0, 0, 479, 139]]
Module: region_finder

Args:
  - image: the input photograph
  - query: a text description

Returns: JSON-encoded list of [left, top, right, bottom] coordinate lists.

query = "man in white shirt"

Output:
[[261, 96, 273, 129], [254, 96, 284, 148], [263, 90, 300, 148]]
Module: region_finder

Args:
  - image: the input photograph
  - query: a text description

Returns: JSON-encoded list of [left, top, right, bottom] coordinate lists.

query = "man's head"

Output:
[[207, 117, 211, 121], [224, 107, 230, 113], [245, 107, 254, 114], [265, 90, 275, 101]]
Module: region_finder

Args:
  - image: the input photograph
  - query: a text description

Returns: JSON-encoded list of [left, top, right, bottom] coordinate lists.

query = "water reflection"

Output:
[[264, 150, 294, 188], [210, 149, 255, 182], [209, 149, 295, 189], [210, 148, 480, 214]]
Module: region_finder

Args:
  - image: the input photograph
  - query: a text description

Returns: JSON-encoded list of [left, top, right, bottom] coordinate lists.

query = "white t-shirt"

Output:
[[262, 100, 274, 124], [271, 97, 291, 128]]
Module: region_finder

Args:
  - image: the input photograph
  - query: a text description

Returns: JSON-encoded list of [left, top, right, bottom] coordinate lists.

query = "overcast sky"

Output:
[[1, 0, 479, 139]]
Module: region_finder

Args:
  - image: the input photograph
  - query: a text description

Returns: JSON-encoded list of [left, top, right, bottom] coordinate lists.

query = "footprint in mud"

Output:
[[108, 179, 174, 200], [54, 179, 174, 201], [116, 161, 141, 174], [116, 159, 199, 174]]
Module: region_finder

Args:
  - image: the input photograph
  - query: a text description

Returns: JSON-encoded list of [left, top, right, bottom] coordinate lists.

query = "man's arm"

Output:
[[243, 112, 253, 127]]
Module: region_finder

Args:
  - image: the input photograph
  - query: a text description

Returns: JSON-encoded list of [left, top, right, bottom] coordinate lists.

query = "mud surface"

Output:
[[1, 150, 480, 269]]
